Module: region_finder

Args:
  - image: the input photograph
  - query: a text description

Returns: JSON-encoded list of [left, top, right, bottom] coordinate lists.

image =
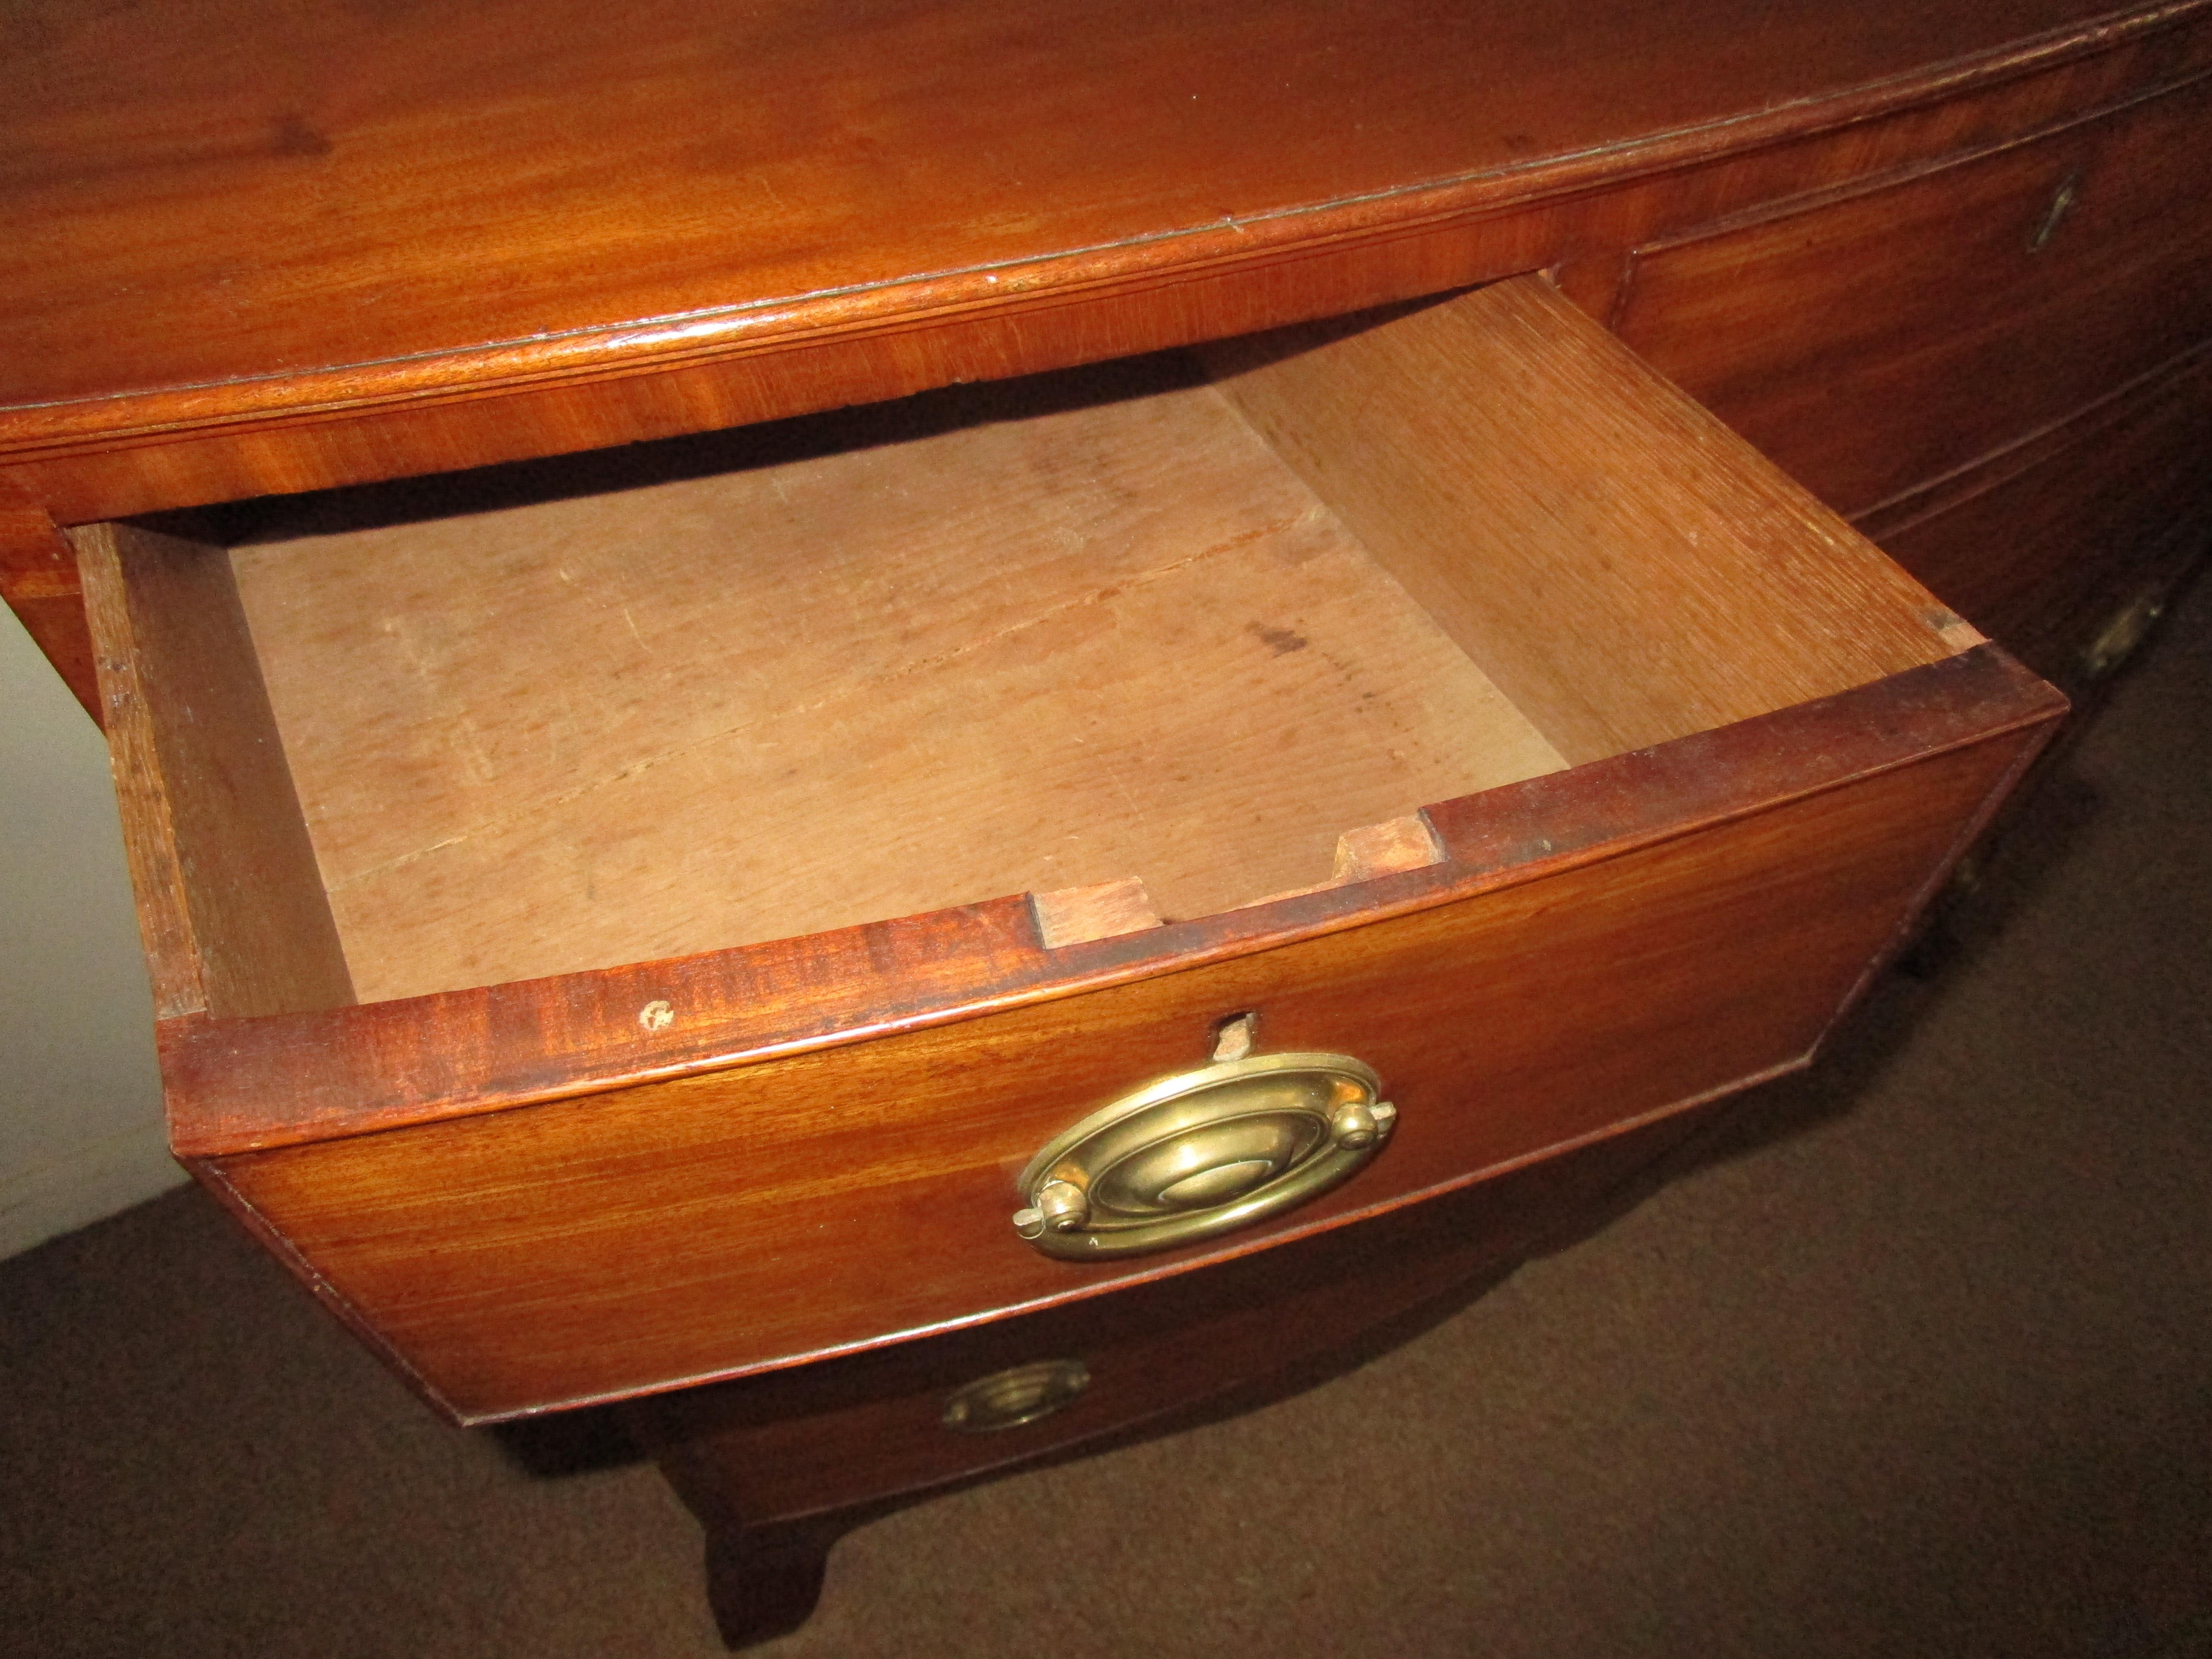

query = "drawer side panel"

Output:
[[73, 521, 354, 1021]]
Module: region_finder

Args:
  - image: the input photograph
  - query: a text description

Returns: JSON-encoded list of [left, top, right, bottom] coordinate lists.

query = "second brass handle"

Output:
[[1011, 1051, 1395, 1261]]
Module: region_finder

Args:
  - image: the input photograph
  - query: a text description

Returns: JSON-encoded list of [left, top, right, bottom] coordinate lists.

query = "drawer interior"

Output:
[[85, 277, 1969, 1015], [225, 357, 1568, 1003]]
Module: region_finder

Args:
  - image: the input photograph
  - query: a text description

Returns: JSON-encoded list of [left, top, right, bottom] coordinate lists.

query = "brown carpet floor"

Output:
[[5, 574, 2209, 1659]]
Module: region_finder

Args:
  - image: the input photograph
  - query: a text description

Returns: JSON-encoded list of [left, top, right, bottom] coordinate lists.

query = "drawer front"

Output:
[[1613, 75, 2212, 517], [205, 687, 2048, 1422], [1863, 347, 2212, 685], [626, 1116, 1711, 1523]]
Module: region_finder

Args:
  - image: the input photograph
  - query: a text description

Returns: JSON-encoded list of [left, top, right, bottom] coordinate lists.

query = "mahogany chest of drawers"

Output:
[[5, 0, 2206, 1641]]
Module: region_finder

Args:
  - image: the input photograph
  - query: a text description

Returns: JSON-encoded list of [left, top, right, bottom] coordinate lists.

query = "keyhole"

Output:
[[2030, 173, 2079, 252], [1211, 1010, 1259, 1062]]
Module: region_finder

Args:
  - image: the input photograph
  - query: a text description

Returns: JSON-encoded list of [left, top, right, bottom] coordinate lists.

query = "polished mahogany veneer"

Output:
[[7, 0, 2206, 1645], [62, 277, 2061, 1423]]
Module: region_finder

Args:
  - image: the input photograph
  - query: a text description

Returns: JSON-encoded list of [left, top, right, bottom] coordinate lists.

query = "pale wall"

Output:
[[0, 606, 184, 1260]]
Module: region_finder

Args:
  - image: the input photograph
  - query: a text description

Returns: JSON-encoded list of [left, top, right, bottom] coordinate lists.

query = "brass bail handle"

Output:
[[1010, 1032, 1396, 1261]]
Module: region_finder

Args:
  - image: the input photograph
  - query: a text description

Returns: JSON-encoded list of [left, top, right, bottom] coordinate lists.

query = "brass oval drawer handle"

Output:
[[1011, 1052, 1395, 1260], [941, 1359, 1091, 1433]]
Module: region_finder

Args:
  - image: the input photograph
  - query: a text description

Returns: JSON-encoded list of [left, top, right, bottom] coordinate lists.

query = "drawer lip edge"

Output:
[[161, 646, 2063, 1160]]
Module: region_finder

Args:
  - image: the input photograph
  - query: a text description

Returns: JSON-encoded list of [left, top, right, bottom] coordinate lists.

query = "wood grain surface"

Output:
[[1616, 73, 2212, 517], [3, 9, 2185, 1634], [70, 281, 2073, 1427], [19, 0, 2137, 1474], [1, 3, 2201, 541], [1206, 280, 1963, 764], [229, 357, 1562, 1003], [209, 276, 1973, 1007], [1863, 344, 2212, 683], [112, 273, 2053, 1164], [155, 646, 2062, 1160], [5, 0, 2206, 490], [73, 271, 2066, 1430], [626, 1118, 1701, 1522], [0, 483, 97, 721], [72, 522, 353, 1021], [628, 1110, 1717, 1641], [201, 697, 2053, 1422]]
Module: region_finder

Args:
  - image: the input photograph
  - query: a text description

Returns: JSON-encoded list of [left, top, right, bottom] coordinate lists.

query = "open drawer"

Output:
[[75, 277, 2063, 1422]]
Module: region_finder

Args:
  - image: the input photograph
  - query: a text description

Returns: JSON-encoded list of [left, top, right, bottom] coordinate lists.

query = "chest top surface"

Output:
[[3, 0, 2174, 457]]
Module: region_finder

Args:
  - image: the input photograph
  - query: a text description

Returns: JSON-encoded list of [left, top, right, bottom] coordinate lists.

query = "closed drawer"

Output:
[[1861, 346, 2212, 687], [625, 1122, 1703, 1522], [1613, 74, 2212, 517], [77, 276, 2062, 1422]]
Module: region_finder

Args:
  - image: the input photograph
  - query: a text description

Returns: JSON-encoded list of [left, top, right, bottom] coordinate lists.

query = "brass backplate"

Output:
[[1011, 1051, 1394, 1261], [941, 1359, 1092, 1433]]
